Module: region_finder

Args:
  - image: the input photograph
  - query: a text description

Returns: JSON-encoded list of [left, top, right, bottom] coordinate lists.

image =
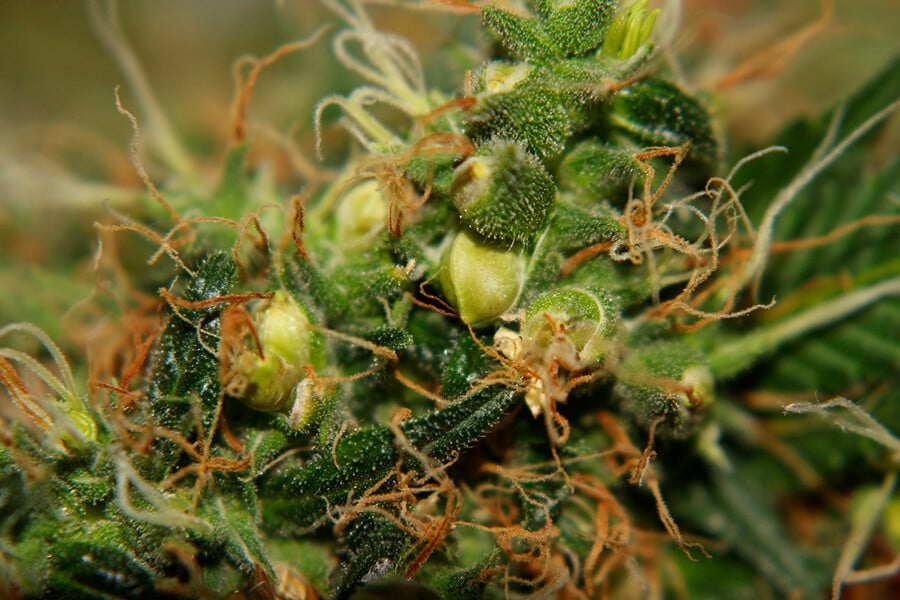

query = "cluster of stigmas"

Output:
[[236, 0, 721, 475]]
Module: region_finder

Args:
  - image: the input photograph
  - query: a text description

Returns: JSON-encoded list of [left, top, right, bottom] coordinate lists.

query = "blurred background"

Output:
[[0, 0, 898, 348]]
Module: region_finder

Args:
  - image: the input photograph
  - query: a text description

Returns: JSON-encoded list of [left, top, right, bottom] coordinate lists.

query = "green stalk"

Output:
[[709, 277, 900, 379]]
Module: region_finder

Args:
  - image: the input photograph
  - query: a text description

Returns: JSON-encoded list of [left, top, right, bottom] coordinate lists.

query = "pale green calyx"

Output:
[[64, 406, 99, 443], [522, 287, 617, 368], [227, 291, 312, 414], [601, 0, 660, 60], [678, 365, 715, 409], [335, 179, 387, 250], [450, 138, 555, 244], [482, 61, 534, 96], [439, 229, 524, 328]]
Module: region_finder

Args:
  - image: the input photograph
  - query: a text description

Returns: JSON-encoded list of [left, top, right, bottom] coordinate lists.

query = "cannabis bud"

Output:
[[450, 138, 555, 244], [439, 228, 524, 328]]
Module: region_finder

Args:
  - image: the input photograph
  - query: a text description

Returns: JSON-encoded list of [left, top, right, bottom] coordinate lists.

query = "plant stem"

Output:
[[709, 277, 900, 378]]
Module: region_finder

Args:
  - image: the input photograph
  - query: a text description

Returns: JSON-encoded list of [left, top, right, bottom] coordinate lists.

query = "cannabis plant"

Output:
[[1, 1, 898, 598]]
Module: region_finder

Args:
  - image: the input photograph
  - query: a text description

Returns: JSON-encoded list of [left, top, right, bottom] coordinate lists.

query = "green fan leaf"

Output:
[[727, 59, 900, 393]]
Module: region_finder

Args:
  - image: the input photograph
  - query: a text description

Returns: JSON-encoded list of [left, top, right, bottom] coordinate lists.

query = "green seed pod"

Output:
[[450, 139, 555, 244], [614, 342, 715, 439], [48, 541, 155, 599], [285, 378, 320, 431], [522, 286, 618, 368], [225, 292, 322, 428], [481, 1, 617, 61], [439, 229, 524, 329], [335, 179, 387, 251]]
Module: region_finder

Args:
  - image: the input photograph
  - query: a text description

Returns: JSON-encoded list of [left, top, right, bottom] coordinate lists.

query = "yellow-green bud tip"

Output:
[[602, 0, 660, 60]]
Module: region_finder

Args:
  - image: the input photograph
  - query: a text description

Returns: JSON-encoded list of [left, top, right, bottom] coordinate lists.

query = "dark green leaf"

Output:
[[48, 541, 158, 600], [333, 514, 413, 600], [611, 78, 720, 173], [259, 386, 516, 530], [148, 252, 235, 427]]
